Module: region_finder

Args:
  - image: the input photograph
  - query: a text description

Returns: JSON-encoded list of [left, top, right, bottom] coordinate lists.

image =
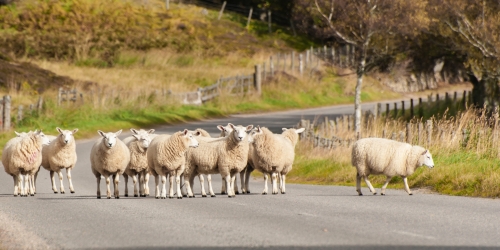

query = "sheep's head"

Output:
[[248, 126, 262, 143], [57, 127, 78, 145], [420, 149, 434, 169], [131, 128, 155, 149], [98, 130, 122, 148], [217, 123, 234, 137], [181, 129, 199, 148], [228, 123, 253, 142]]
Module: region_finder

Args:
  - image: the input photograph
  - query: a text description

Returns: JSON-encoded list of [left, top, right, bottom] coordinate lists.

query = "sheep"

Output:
[[90, 130, 130, 199], [40, 127, 78, 194], [183, 123, 253, 198], [2, 131, 44, 196], [147, 129, 199, 199], [245, 126, 304, 195], [217, 123, 245, 195], [351, 137, 435, 195], [122, 128, 155, 197]]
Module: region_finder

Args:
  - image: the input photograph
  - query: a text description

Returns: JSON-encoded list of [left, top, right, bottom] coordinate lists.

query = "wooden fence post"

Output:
[[268, 10, 272, 33], [419, 97, 423, 117], [305, 50, 310, 68], [402, 100, 405, 117], [58, 87, 62, 106], [291, 51, 295, 71], [0, 100, 3, 131], [385, 103, 390, 122], [218, 1, 227, 20], [377, 103, 382, 119], [17, 105, 23, 122], [426, 120, 433, 146], [299, 54, 303, 76], [394, 102, 398, 119], [3, 95, 10, 130], [246, 8, 253, 28], [270, 56, 274, 77], [418, 122, 423, 145], [165, 0, 169, 9], [254, 65, 262, 96], [410, 99, 414, 118], [37, 96, 43, 112], [406, 123, 412, 143]]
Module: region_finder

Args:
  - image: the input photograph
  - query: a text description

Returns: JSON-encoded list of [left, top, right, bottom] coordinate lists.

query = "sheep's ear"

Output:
[[72, 128, 79, 134], [130, 128, 138, 135], [282, 128, 288, 132], [217, 125, 224, 131], [98, 130, 106, 138], [15, 131, 21, 136], [183, 129, 189, 135], [256, 126, 261, 132], [194, 131, 202, 136], [245, 125, 253, 132], [115, 130, 122, 136], [56, 127, 63, 134], [421, 150, 428, 155], [295, 128, 305, 134], [228, 123, 235, 130], [132, 134, 140, 140], [147, 129, 155, 134]]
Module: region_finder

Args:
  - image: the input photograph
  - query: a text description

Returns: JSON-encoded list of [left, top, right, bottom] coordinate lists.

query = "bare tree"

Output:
[[296, 0, 428, 134]]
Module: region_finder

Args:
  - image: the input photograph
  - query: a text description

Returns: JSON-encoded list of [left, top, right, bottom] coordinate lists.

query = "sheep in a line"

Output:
[[147, 129, 199, 199], [41, 127, 78, 194], [351, 137, 435, 195], [122, 128, 155, 197], [246, 126, 304, 195], [90, 130, 130, 199], [183, 123, 253, 198], [2, 131, 44, 196]]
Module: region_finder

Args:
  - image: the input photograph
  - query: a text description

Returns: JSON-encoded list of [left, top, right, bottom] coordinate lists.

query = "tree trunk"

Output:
[[354, 57, 365, 134]]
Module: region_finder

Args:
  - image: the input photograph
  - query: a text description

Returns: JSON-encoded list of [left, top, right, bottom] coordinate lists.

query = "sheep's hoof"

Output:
[[182, 194, 187, 197], [358, 193, 363, 196], [140, 194, 146, 197], [13, 195, 17, 197], [262, 193, 267, 195], [61, 191, 65, 194], [134, 194, 138, 197], [202, 195, 207, 197], [228, 195, 233, 198], [211, 195, 216, 197], [155, 196, 160, 199], [107, 197, 111, 199], [71, 191, 75, 193], [115, 196, 120, 199], [124, 194, 128, 197], [189, 196, 195, 198], [373, 193, 377, 195], [54, 191, 58, 194], [235, 191, 239, 194], [169, 196, 174, 199], [177, 197, 182, 199], [381, 193, 385, 196], [30, 194, 34, 196], [221, 191, 226, 195], [246, 191, 250, 194], [97, 196, 101, 199], [409, 193, 413, 196]]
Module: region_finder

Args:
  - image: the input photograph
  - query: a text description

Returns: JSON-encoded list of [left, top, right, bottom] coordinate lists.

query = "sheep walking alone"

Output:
[[351, 138, 435, 195], [2, 131, 44, 196], [147, 129, 199, 199], [122, 128, 155, 197], [41, 127, 78, 194], [90, 130, 130, 199], [183, 124, 253, 198]]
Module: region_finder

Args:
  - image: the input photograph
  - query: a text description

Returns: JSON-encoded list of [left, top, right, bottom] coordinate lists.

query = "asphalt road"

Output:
[[1, 97, 499, 250]]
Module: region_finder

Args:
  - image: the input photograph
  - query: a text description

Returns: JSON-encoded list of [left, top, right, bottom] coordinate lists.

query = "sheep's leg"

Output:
[[167, 174, 173, 199], [132, 174, 139, 197], [380, 177, 392, 195], [271, 172, 279, 195], [262, 173, 268, 195], [220, 177, 227, 195], [234, 173, 239, 195], [105, 175, 111, 199], [154, 174, 160, 199], [13, 175, 20, 197], [175, 170, 182, 199], [244, 166, 254, 194], [21, 174, 27, 197], [113, 174, 120, 199], [161, 174, 168, 199], [144, 172, 150, 196], [403, 176, 412, 195], [225, 174, 233, 198], [57, 170, 65, 194], [123, 174, 129, 197], [34, 171, 39, 194], [96, 174, 101, 199], [280, 174, 286, 194], [67, 168, 75, 193], [50, 171, 58, 193], [207, 174, 215, 197], [28, 174, 35, 196], [183, 172, 195, 198], [139, 173, 145, 197], [239, 170, 246, 194], [199, 175, 207, 197], [356, 173, 363, 196], [363, 176, 377, 195]]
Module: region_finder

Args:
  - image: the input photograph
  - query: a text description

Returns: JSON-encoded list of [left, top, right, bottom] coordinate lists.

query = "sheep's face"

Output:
[[57, 127, 78, 145], [98, 130, 122, 148], [39, 132, 51, 145], [217, 123, 234, 137], [420, 150, 435, 169], [182, 129, 199, 148], [229, 123, 253, 142], [247, 126, 261, 143], [131, 129, 155, 149]]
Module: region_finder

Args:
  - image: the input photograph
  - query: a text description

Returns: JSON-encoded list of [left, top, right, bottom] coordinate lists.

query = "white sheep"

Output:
[[90, 130, 130, 199], [122, 128, 155, 197], [41, 127, 78, 194], [147, 129, 199, 199], [183, 128, 215, 198], [216, 123, 245, 195], [184, 123, 253, 198], [246, 126, 304, 195], [351, 137, 435, 195], [2, 131, 44, 196]]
